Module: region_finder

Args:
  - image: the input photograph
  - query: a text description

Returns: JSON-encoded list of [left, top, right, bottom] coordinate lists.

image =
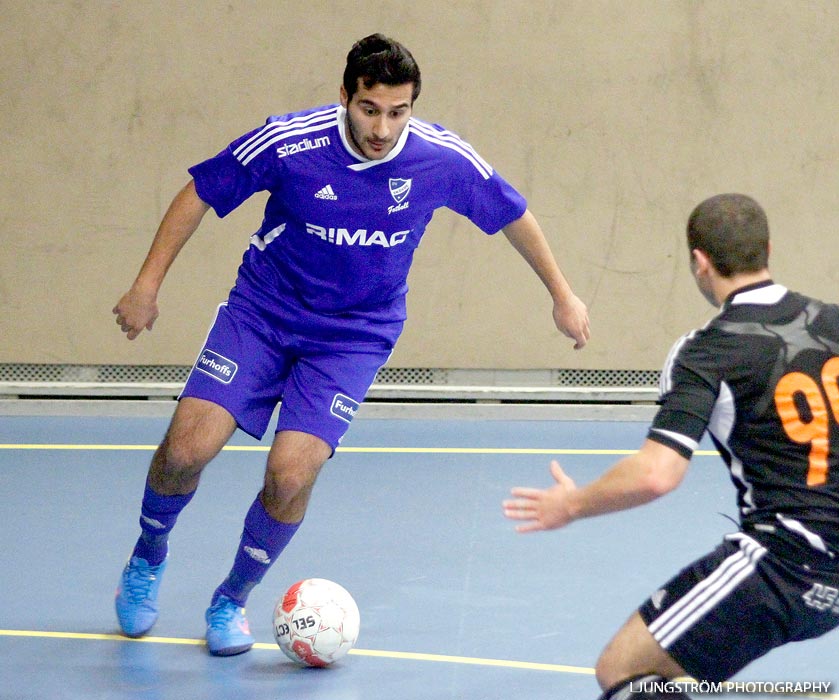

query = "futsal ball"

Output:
[[273, 578, 360, 667]]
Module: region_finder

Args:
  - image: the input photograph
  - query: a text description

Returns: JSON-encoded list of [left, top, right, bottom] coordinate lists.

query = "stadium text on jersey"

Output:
[[276, 136, 331, 158]]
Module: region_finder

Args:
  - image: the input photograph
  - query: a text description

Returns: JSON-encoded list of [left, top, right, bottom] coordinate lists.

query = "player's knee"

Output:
[[159, 439, 198, 471], [597, 674, 692, 700], [595, 632, 634, 691], [263, 464, 317, 503], [594, 639, 663, 692], [595, 651, 619, 691], [151, 436, 212, 486]]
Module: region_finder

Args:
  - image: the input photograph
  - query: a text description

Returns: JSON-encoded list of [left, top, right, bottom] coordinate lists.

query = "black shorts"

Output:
[[638, 532, 839, 682]]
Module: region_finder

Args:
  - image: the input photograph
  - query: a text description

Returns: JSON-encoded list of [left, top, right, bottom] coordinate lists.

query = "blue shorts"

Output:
[[179, 301, 393, 448], [639, 532, 839, 682]]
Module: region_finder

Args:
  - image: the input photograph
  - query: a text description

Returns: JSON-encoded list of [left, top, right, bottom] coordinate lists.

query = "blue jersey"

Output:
[[188, 104, 527, 344]]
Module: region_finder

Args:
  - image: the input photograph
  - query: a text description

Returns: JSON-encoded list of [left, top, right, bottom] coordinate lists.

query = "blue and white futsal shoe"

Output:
[[205, 594, 255, 656], [115, 556, 167, 637]]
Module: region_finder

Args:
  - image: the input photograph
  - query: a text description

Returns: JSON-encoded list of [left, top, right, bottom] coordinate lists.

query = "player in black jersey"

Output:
[[504, 193, 839, 699]]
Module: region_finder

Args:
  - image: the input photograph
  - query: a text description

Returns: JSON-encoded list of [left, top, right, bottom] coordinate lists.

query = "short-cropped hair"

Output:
[[343, 33, 421, 103], [687, 193, 770, 277]]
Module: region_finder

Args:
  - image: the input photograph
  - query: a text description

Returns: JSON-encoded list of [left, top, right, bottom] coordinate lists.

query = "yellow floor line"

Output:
[[0, 443, 720, 456], [0, 628, 590, 674], [1, 629, 835, 699]]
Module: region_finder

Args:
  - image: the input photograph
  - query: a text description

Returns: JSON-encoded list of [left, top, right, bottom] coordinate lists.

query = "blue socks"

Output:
[[213, 496, 301, 607], [130, 485, 299, 606], [132, 482, 195, 566]]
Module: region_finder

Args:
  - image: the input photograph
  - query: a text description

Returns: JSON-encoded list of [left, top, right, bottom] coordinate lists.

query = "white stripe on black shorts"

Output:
[[639, 532, 839, 682]]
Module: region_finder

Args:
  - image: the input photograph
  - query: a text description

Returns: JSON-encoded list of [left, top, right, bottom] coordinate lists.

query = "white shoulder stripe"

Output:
[[410, 119, 493, 172], [239, 122, 336, 166], [409, 120, 492, 168], [409, 119, 493, 179], [234, 107, 338, 166], [234, 106, 337, 157], [649, 428, 699, 454], [659, 330, 696, 396]]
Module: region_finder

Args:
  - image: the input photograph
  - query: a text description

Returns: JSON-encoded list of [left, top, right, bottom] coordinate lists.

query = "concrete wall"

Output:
[[3, 1, 837, 369]]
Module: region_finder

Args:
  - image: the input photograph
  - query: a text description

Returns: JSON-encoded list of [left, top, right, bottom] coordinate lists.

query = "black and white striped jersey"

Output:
[[648, 280, 839, 556]]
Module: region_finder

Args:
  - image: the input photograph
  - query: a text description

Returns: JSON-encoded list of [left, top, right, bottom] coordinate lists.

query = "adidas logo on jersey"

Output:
[[315, 184, 337, 200]]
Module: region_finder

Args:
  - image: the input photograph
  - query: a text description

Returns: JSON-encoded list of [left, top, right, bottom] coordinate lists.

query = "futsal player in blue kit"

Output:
[[112, 33, 590, 656], [504, 194, 839, 698]]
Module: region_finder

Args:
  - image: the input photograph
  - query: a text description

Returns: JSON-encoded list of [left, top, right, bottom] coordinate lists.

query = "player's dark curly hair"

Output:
[[343, 34, 421, 103], [687, 193, 770, 277]]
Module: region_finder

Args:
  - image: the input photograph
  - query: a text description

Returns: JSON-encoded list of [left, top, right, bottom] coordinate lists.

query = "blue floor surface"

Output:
[[1, 410, 836, 699]]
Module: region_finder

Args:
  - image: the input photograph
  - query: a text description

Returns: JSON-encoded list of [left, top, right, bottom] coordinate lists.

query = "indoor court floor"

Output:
[[1, 401, 836, 700]]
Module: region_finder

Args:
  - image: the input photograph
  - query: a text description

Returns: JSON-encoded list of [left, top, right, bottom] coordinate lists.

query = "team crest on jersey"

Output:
[[388, 178, 411, 215], [389, 178, 411, 203]]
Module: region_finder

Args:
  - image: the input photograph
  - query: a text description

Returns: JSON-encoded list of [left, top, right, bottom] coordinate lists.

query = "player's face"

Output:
[[340, 80, 414, 160]]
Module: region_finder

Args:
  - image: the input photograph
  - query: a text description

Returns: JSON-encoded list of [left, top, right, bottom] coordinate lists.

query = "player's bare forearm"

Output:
[[572, 447, 686, 516], [135, 181, 210, 290], [113, 180, 210, 339], [502, 210, 590, 349], [503, 441, 688, 533]]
